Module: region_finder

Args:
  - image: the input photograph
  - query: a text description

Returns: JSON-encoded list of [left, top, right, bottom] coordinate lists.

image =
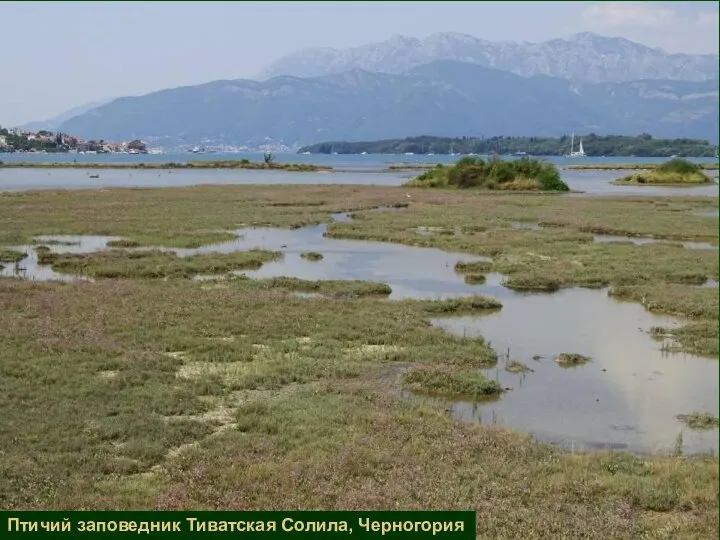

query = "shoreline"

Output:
[[568, 163, 719, 171], [0, 160, 332, 172]]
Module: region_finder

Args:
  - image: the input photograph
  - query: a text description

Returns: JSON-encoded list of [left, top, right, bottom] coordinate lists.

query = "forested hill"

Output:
[[297, 134, 718, 157]]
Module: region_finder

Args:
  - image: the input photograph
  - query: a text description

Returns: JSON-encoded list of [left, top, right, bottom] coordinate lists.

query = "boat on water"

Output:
[[567, 133, 586, 158]]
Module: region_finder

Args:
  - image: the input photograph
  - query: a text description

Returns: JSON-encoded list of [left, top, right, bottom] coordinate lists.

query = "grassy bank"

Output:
[[612, 159, 714, 186], [406, 156, 570, 191], [0, 184, 718, 534], [42, 249, 281, 279], [0, 160, 331, 172]]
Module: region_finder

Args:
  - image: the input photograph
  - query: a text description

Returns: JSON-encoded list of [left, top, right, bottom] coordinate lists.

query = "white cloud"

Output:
[[582, 2, 676, 27], [696, 11, 719, 28]]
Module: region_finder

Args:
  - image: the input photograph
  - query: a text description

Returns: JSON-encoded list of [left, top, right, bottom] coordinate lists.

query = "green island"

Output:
[[298, 133, 719, 157], [612, 158, 715, 186], [0, 159, 330, 172], [0, 184, 718, 536], [405, 156, 570, 191]]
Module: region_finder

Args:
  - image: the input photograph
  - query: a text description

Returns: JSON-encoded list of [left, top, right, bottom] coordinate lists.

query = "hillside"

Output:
[[259, 32, 720, 83], [59, 61, 720, 145]]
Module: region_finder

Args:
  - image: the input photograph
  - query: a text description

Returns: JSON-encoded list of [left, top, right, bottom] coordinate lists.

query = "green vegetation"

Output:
[[403, 369, 503, 398], [0, 185, 718, 535], [300, 251, 324, 261], [245, 276, 392, 298], [0, 160, 330, 172], [409, 295, 502, 314], [677, 413, 719, 430], [613, 159, 713, 186], [106, 239, 141, 248], [43, 249, 281, 279], [0, 249, 26, 263], [298, 133, 719, 157], [0, 127, 71, 153], [463, 273, 486, 285], [506, 361, 532, 373], [556, 353, 591, 367], [406, 156, 569, 191]]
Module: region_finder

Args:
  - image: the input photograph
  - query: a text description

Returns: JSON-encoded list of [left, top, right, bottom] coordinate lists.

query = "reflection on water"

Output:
[[430, 288, 718, 455]]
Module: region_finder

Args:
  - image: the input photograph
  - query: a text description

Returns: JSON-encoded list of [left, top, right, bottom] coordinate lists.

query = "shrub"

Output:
[[407, 156, 569, 191]]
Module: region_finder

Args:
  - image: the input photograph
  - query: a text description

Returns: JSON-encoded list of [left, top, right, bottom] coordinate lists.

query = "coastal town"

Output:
[[0, 127, 150, 154], [0, 126, 298, 155]]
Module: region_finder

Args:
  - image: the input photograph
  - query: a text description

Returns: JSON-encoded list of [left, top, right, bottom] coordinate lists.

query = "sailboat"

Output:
[[567, 133, 586, 158]]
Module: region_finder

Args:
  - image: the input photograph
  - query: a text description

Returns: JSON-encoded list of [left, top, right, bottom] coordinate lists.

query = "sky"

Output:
[[2, 1, 718, 126]]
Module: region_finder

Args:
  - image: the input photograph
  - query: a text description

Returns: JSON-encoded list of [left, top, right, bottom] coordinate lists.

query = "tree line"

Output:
[[298, 134, 717, 157]]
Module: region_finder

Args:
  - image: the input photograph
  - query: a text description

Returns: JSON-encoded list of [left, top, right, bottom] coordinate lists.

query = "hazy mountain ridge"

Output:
[[259, 32, 719, 84], [20, 99, 114, 132], [59, 60, 719, 145]]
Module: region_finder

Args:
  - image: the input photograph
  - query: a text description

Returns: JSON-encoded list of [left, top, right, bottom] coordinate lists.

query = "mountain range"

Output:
[[259, 32, 719, 83], [54, 33, 719, 145], [21, 99, 114, 132]]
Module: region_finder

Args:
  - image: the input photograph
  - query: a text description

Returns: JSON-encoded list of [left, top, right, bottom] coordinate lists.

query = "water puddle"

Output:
[[429, 287, 718, 455], [594, 234, 718, 250], [700, 278, 718, 289], [693, 209, 719, 218], [330, 212, 352, 222], [510, 221, 541, 230]]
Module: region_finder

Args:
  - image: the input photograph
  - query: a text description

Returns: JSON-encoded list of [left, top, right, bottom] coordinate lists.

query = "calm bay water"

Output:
[[0, 153, 718, 196]]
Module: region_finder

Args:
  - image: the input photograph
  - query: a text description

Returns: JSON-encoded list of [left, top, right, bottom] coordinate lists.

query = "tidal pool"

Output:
[[2, 225, 716, 455], [430, 287, 718, 455]]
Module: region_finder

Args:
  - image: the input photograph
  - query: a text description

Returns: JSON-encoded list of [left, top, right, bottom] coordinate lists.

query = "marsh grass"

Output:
[[107, 239, 142, 248], [0, 249, 27, 263], [403, 369, 503, 398], [463, 273, 486, 285], [409, 295, 502, 314], [0, 184, 719, 534], [241, 276, 392, 298], [406, 156, 569, 191], [47, 249, 281, 279], [677, 413, 720, 430], [505, 361, 533, 373], [613, 159, 713, 186], [300, 251, 324, 261], [556, 353, 591, 367]]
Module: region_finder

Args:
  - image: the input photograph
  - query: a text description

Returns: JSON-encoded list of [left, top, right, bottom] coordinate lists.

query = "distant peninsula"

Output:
[[298, 134, 718, 157]]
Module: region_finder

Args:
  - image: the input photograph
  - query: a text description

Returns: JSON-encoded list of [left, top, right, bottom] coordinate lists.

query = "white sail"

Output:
[[578, 139, 585, 156]]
